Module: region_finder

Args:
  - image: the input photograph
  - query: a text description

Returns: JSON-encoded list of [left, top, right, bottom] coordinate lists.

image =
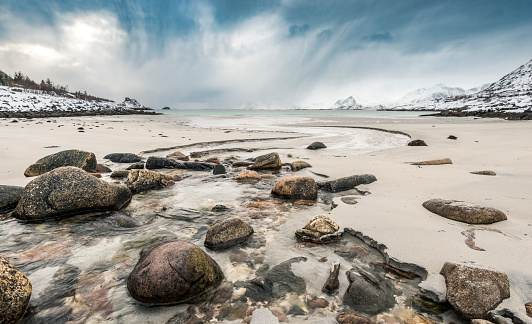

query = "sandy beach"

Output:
[[1, 113, 531, 323]]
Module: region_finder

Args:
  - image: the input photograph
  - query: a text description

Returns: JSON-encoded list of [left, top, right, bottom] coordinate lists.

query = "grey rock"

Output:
[[0, 185, 24, 213], [24, 149, 97, 177], [322, 263, 340, 294], [344, 267, 396, 315], [104, 153, 141, 163], [110, 170, 130, 178], [408, 139, 428, 146], [126, 162, 145, 170], [250, 152, 282, 170], [213, 164, 226, 175], [318, 174, 377, 193], [204, 218, 254, 250], [307, 142, 327, 150], [145, 156, 214, 171]]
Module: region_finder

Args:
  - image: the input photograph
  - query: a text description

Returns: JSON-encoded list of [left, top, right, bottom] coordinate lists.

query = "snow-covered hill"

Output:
[[333, 96, 365, 110], [392, 83, 491, 108]]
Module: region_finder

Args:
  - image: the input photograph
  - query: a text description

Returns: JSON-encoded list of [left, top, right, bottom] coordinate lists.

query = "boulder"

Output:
[[126, 169, 175, 192], [213, 165, 226, 175], [250, 152, 282, 170], [440, 262, 510, 319], [12, 167, 132, 221], [295, 215, 341, 243], [271, 176, 318, 200], [95, 164, 112, 173], [127, 240, 224, 305], [24, 149, 97, 177], [145, 156, 213, 171], [344, 267, 396, 315], [307, 142, 327, 150], [236, 171, 261, 182], [204, 218, 254, 250], [126, 162, 145, 170], [422, 199, 507, 224], [0, 185, 24, 213], [411, 158, 452, 165], [291, 160, 311, 172], [407, 139, 428, 146], [317, 174, 377, 193], [110, 170, 130, 178], [103, 153, 141, 163], [470, 171, 496, 176], [0, 254, 32, 323]]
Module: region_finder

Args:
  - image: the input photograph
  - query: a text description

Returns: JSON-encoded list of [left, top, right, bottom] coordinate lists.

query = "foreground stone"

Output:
[[411, 158, 452, 165], [344, 267, 396, 315], [470, 170, 496, 176], [0, 254, 32, 323], [13, 167, 132, 221], [440, 262, 510, 319], [145, 156, 213, 171], [317, 174, 377, 193], [422, 199, 507, 224], [408, 139, 428, 146], [0, 185, 24, 213], [295, 215, 341, 243], [24, 149, 97, 177], [103, 153, 141, 163], [236, 171, 261, 182], [126, 169, 175, 192], [307, 142, 327, 150], [250, 152, 282, 170], [204, 218, 254, 250], [291, 160, 312, 172], [526, 303, 532, 318], [271, 176, 318, 200], [127, 240, 223, 305]]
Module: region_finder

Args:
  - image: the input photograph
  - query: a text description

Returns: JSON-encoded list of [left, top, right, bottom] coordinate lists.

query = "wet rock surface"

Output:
[[271, 176, 318, 200], [250, 152, 282, 170], [344, 267, 397, 315], [0, 254, 32, 323], [0, 185, 24, 213], [127, 240, 224, 305], [126, 169, 175, 192], [236, 170, 261, 182], [295, 214, 341, 243], [204, 218, 254, 250], [24, 149, 97, 177], [145, 156, 213, 171], [12, 166, 132, 221], [440, 262, 510, 320], [307, 142, 327, 150], [423, 199, 507, 224], [213, 164, 226, 175], [103, 153, 142, 163], [317, 174, 377, 193]]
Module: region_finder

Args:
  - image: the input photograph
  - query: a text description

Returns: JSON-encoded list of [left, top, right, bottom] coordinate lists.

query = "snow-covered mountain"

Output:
[[333, 96, 365, 110], [392, 83, 490, 108]]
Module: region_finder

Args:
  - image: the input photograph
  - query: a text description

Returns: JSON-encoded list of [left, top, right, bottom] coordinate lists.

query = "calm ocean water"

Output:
[[152, 109, 428, 118]]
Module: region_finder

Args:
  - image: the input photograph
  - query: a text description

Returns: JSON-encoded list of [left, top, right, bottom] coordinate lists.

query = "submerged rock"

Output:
[[271, 176, 318, 200], [295, 215, 341, 243], [24, 149, 97, 177], [291, 160, 312, 172], [145, 156, 213, 171], [408, 139, 428, 146], [250, 152, 282, 170], [12, 167, 132, 221], [0, 185, 24, 213], [344, 267, 396, 315], [204, 218, 254, 250], [104, 153, 141, 163], [317, 174, 377, 193], [127, 240, 224, 305], [422, 199, 507, 224], [307, 142, 327, 150], [0, 254, 32, 323], [213, 164, 226, 175], [411, 158, 452, 165], [126, 169, 175, 192], [440, 262, 510, 320], [236, 171, 261, 182]]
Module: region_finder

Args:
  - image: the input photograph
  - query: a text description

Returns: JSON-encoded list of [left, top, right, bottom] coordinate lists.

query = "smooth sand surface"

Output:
[[1, 114, 531, 321]]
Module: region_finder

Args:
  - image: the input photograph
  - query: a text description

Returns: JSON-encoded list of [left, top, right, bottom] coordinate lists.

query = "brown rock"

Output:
[[0, 254, 32, 323], [95, 164, 112, 173], [394, 309, 435, 324], [237, 171, 261, 182], [232, 161, 253, 167], [322, 263, 340, 294], [423, 198, 507, 224], [204, 157, 221, 164], [90, 172, 102, 178], [526, 302, 532, 318], [336, 312, 371, 324], [110, 170, 130, 178], [470, 320, 494, 324], [126, 169, 175, 192], [295, 214, 341, 243], [411, 158, 452, 165], [440, 262, 510, 319], [166, 151, 186, 158], [24, 149, 97, 177], [271, 176, 318, 200], [306, 297, 329, 309], [204, 218, 254, 250], [291, 161, 311, 172], [250, 152, 282, 170], [470, 171, 496, 176]]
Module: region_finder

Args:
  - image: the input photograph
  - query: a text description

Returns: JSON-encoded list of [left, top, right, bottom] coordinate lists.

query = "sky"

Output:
[[1, 0, 531, 109]]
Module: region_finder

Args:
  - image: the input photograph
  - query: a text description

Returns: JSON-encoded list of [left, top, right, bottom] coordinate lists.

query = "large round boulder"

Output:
[[440, 262, 510, 319], [295, 214, 341, 243], [0, 254, 32, 323], [126, 169, 175, 192], [104, 153, 142, 163], [422, 199, 507, 224], [0, 185, 24, 213], [204, 218, 254, 250], [271, 176, 318, 200], [24, 149, 97, 177], [127, 240, 224, 305], [250, 152, 282, 170], [12, 166, 132, 221]]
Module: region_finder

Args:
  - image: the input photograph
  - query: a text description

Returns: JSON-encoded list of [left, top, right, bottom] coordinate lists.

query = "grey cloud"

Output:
[[288, 24, 310, 37]]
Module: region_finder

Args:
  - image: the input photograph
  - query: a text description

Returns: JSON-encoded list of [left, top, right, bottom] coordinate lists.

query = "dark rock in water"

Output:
[[250, 152, 282, 170], [204, 218, 254, 250], [213, 164, 226, 175], [105, 213, 141, 228], [291, 160, 311, 172], [440, 262, 510, 320], [145, 156, 214, 171], [447, 135, 457, 140], [126, 169, 175, 192], [0, 254, 32, 323], [344, 267, 396, 315], [95, 164, 112, 173], [322, 263, 340, 294], [336, 312, 371, 324], [127, 240, 224, 305], [0, 185, 24, 213], [24, 149, 97, 177], [104, 153, 141, 163], [211, 205, 229, 212], [209, 284, 233, 304], [307, 142, 327, 150], [318, 174, 377, 193], [127, 162, 145, 170], [408, 139, 428, 146], [295, 215, 341, 244], [271, 176, 318, 200], [110, 170, 130, 178], [422, 198, 507, 224], [12, 167, 132, 221], [470, 170, 496, 176], [287, 305, 307, 316]]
